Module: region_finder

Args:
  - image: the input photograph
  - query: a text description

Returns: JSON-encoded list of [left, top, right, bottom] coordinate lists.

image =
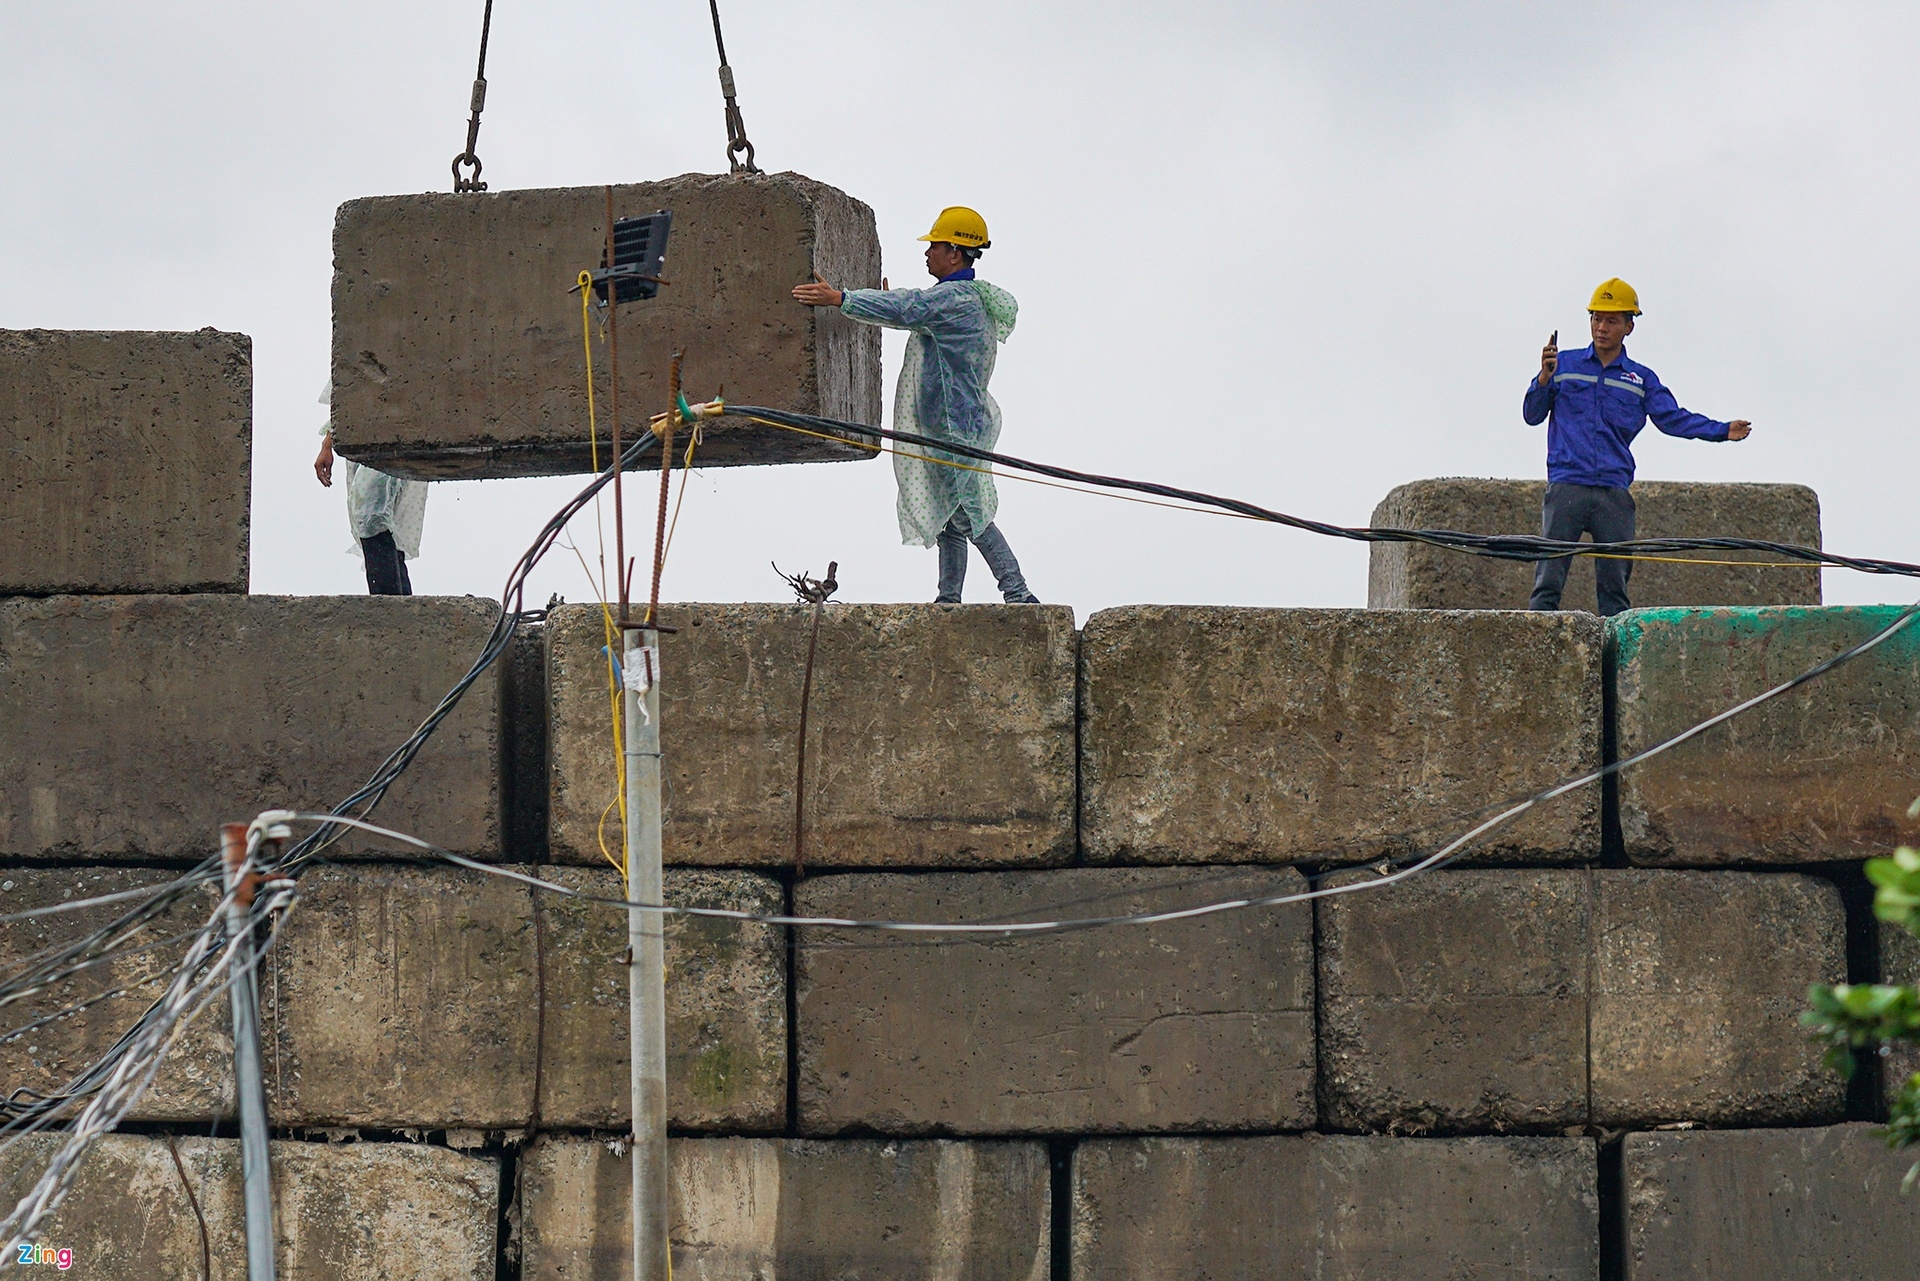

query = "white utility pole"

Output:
[[219, 823, 276, 1281], [623, 628, 670, 1281]]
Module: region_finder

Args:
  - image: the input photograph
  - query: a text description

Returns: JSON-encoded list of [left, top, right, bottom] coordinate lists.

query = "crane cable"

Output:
[[451, 0, 496, 192], [708, 0, 761, 173]]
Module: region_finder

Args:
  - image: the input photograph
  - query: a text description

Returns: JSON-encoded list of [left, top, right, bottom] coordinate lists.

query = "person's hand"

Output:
[[1727, 420, 1752, 441], [1538, 340, 1558, 388], [314, 435, 335, 487], [791, 271, 845, 307]]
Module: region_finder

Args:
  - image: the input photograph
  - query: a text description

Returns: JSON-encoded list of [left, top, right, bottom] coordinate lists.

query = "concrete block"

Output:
[[1591, 870, 1845, 1127], [1073, 1135, 1598, 1280], [1368, 478, 1821, 611], [1613, 606, 1920, 863], [1624, 1125, 1920, 1280], [795, 867, 1315, 1135], [548, 602, 1078, 868], [1317, 870, 1591, 1133], [0, 594, 501, 861], [1079, 606, 1603, 865], [268, 864, 784, 1130], [0, 868, 232, 1123], [521, 1135, 1051, 1281], [0, 1132, 497, 1280], [0, 328, 251, 595], [1880, 920, 1920, 1110], [330, 173, 881, 479]]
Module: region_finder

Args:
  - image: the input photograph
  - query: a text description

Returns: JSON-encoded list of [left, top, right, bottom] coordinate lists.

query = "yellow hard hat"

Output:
[[1588, 278, 1642, 315], [918, 206, 990, 250]]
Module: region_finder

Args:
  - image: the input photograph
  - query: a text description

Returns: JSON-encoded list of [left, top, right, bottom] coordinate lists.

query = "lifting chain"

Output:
[[708, 0, 761, 174], [451, 0, 496, 192]]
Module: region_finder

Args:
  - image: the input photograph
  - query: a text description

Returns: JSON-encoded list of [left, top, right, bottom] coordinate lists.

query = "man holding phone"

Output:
[[1522, 277, 1752, 615]]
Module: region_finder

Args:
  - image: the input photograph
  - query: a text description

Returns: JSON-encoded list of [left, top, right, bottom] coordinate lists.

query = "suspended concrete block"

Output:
[[0, 1132, 499, 1281], [1072, 1135, 1598, 1280], [0, 328, 251, 595], [1368, 478, 1822, 611], [330, 172, 882, 479], [520, 1136, 1051, 1281], [1613, 605, 1920, 864]]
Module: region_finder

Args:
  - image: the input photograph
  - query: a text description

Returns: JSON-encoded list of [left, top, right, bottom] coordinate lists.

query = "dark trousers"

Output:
[[936, 513, 1038, 604], [1530, 483, 1635, 616], [362, 531, 413, 596]]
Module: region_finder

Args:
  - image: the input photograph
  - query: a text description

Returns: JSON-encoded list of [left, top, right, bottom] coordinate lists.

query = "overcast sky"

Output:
[[4, 1, 1914, 617]]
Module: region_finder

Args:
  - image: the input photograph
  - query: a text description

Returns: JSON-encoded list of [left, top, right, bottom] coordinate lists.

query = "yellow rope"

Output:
[[580, 271, 628, 884], [745, 413, 1825, 572]]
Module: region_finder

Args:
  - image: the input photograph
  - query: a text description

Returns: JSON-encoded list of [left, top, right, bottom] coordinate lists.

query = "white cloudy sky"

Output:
[[3, 1, 1914, 616]]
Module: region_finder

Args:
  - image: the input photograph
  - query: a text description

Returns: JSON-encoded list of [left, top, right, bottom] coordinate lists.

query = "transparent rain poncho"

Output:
[[318, 382, 428, 560], [839, 278, 1019, 547]]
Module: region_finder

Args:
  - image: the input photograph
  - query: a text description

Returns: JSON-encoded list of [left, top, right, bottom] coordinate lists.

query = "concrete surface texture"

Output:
[[1317, 869, 1591, 1133], [520, 1135, 1051, 1281], [0, 868, 233, 1122], [1072, 1134, 1598, 1280], [329, 172, 882, 479], [0, 1133, 497, 1280], [1367, 478, 1821, 611], [547, 602, 1078, 868], [1613, 605, 1920, 863], [1079, 606, 1603, 865], [1881, 920, 1920, 1112], [0, 327, 252, 595], [265, 864, 785, 1130], [1318, 868, 1845, 1132], [794, 866, 1315, 1135], [1623, 1125, 1920, 1280], [0, 594, 502, 860], [1590, 870, 1844, 1127]]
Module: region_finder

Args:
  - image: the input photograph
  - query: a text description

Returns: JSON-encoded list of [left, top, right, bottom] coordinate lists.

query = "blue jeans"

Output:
[[936, 514, 1038, 603], [1530, 483, 1635, 615]]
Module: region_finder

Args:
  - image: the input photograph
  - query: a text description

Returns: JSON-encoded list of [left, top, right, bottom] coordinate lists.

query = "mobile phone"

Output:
[[1548, 330, 1558, 349]]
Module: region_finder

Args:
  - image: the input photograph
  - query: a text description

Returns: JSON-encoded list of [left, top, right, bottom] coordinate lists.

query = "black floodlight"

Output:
[[591, 210, 673, 304]]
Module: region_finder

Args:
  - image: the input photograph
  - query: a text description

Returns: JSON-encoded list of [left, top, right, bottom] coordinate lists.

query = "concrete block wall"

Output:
[[11, 597, 1920, 1277]]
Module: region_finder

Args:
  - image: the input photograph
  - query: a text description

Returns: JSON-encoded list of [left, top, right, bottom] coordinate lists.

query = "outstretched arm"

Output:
[[1647, 381, 1751, 442]]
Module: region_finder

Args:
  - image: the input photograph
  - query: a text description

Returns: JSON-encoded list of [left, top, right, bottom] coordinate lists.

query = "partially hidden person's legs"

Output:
[[362, 531, 410, 596], [1530, 483, 1595, 610], [1590, 486, 1637, 616], [935, 514, 970, 603], [969, 522, 1040, 603]]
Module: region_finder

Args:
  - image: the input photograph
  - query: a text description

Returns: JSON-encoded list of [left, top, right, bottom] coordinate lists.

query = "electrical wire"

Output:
[[730, 405, 1920, 579]]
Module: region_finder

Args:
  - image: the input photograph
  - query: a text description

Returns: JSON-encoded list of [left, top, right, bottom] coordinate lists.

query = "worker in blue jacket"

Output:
[[1522, 278, 1752, 615]]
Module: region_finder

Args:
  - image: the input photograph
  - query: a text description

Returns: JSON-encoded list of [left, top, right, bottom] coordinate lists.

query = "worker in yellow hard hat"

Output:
[[792, 207, 1039, 603], [1521, 278, 1752, 615]]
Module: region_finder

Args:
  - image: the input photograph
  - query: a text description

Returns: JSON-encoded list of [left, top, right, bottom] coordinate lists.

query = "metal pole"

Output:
[[220, 823, 276, 1281], [623, 629, 669, 1281]]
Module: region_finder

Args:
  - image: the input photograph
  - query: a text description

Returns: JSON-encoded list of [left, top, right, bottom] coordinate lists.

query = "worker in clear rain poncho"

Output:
[[312, 381, 428, 595], [792, 206, 1039, 603]]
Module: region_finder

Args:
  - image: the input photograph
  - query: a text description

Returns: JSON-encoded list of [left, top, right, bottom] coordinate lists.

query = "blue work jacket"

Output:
[[1522, 344, 1728, 489]]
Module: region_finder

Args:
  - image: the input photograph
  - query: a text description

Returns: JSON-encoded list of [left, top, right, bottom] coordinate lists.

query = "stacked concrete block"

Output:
[[1073, 1135, 1598, 1279], [794, 867, 1315, 1134], [1368, 478, 1821, 611], [548, 603, 1078, 868], [1079, 607, 1603, 865], [1318, 869, 1844, 1131], [1, 327, 251, 595], [266, 864, 785, 1130], [1614, 605, 1920, 863], [1882, 920, 1920, 1109], [0, 869, 232, 1122], [520, 1136, 1052, 1281], [330, 173, 882, 479], [1623, 1126, 1920, 1279], [0, 595, 502, 861], [1590, 871, 1844, 1126], [0, 1133, 497, 1280], [1318, 870, 1591, 1133]]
